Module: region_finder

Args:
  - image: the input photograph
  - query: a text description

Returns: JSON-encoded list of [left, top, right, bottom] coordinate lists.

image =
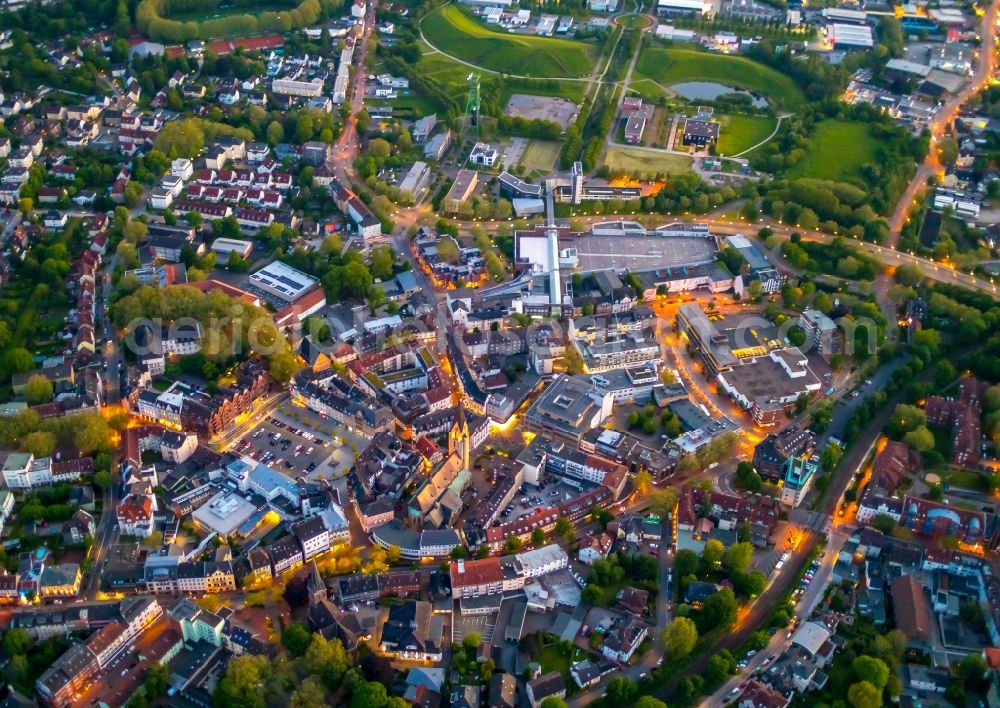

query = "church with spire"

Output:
[[448, 405, 471, 472]]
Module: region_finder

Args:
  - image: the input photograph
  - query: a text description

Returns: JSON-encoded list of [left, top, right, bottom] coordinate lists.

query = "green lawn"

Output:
[[944, 468, 982, 490], [634, 47, 805, 110], [602, 146, 691, 179], [421, 5, 598, 78], [538, 642, 591, 689], [786, 120, 878, 182], [519, 140, 562, 173], [717, 114, 777, 156], [166, 1, 291, 21]]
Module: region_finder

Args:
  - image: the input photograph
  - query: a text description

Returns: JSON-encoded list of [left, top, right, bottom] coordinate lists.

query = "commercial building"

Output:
[[717, 348, 822, 426], [443, 169, 479, 213], [682, 118, 719, 147], [753, 427, 816, 481], [247, 261, 322, 308], [798, 308, 838, 355], [624, 111, 646, 144], [826, 23, 875, 49], [523, 374, 614, 444], [398, 161, 431, 196], [780, 455, 819, 507], [191, 492, 259, 537], [676, 302, 740, 374]]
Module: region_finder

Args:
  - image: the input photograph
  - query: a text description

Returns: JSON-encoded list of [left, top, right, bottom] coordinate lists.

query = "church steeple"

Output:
[[449, 407, 470, 471]]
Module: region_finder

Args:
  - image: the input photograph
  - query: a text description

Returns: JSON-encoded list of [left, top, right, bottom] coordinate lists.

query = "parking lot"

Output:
[[499, 480, 587, 524], [235, 417, 337, 479]]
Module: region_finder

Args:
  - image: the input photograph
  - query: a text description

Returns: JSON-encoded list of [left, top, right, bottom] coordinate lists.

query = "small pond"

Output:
[[671, 81, 768, 108]]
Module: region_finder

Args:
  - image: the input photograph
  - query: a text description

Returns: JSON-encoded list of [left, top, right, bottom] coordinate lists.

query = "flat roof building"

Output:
[[210, 238, 253, 259], [248, 261, 321, 306], [192, 491, 259, 537]]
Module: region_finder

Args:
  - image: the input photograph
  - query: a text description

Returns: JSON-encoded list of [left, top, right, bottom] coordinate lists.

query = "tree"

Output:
[[852, 656, 890, 690], [145, 662, 170, 699], [291, 677, 327, 708], [734, 461, 761, 492], [304, 634, 349, 689], [673, 549, 699, 580], [23, 431, 56, 458], [153, 119, 205, 158], [281, 620, 312, 657], [213, 655, 267, 708], [661, 616, 698, 660], [634, 469, 653, 495], [648, 487, 678, 518], [847, 680, 883, 708], [539, 699, 568, 708], [821, 443, 843, 472], [3, 628, 31, 656], [4, 348, 34, 374], [957, 653, 988, 686], [887, 404, 926, 438], [266, 121, 284, 145], [531, 527, 545, 546], [870, 514, 897, 534], [724, 542, 753, 575], [902, 425, 935, 452], [368, 138, 391, 158], [605, 676, 637, 704], [634, 698, 667, 708], [503, 537, 522, 553], [23, 374, 54, 405], [555, 517, 573, 539], [702, 539, 725, 568], [702, 587, 738, 630], [705, 654, 730, 686]]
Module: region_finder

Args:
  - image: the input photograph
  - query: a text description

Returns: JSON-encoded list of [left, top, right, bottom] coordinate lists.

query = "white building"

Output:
[[170, 158, 193, 180], [469, 142, 498, 167], [271, 78, 325, 97], [657, 0, 708, 14], [514, 544, 569, 577], [192, 492, 258, 537]]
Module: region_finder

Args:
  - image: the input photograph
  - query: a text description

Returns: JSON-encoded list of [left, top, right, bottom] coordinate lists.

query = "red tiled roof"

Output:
[[450, 557, 503, 589], [207, 35, 284, 55]]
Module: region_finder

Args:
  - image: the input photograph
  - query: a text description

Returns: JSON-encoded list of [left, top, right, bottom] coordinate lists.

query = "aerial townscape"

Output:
[[1, 0, 1000, 706]]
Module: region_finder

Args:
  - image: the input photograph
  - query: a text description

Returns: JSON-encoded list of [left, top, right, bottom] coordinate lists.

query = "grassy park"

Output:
[[787, 120, 878, 182], [421, 5, 598, 78], [716, 114, 777, 156], [602, 147, 691, 178], [634, 47, 806, 110]]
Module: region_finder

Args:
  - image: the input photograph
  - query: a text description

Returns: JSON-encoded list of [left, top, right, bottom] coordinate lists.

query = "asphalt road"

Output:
[[654, 362, 913, 701], [888, 0, 1000, 239]]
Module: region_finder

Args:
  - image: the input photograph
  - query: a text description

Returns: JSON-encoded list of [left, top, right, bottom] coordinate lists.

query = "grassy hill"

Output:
[[787, 120, 878, 182], [421, 5, 598, 78], [633, 47, 805, 110]]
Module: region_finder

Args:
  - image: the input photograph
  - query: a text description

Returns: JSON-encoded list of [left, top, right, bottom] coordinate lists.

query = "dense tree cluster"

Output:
[[110, 284, 298, 383]]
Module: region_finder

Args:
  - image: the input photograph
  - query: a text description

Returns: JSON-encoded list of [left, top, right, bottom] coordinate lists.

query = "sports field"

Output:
[[602, 147, 691, 179], [787, 120, 878, 182], [716, 114, 777, 156], [518, 140, 562, 174], [167, 1, 289, 21], [421, 5, 598, 78], [634, 47, 805, 110]]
